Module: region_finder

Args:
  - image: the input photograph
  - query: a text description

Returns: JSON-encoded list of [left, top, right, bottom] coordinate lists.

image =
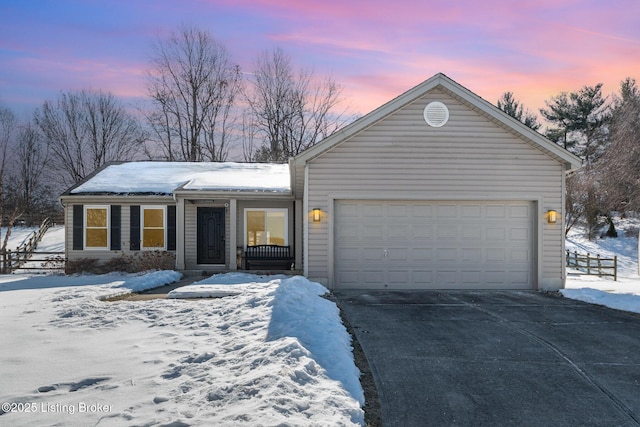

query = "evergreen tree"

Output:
[[496, 92, 541, 130]]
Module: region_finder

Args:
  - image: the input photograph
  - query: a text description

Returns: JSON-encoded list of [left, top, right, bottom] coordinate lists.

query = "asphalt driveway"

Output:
[[335, 290, 640, 427]]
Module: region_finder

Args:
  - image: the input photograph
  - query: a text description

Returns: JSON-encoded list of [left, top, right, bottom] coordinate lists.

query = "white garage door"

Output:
[[334, 200, 533, 290]]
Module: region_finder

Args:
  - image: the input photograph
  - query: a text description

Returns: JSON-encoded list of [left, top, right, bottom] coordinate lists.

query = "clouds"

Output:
[[1, 0, 639, 118]]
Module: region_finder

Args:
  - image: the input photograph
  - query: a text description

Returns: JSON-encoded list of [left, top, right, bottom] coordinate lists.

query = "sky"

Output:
[[1, 0, 640, 121]]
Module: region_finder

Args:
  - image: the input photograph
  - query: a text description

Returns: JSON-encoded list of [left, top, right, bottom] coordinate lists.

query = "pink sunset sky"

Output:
[[1, 0, 640, 122]]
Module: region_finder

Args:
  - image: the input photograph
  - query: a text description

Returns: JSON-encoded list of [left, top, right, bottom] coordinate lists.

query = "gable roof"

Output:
[[62, 161, 291, 196], [293, 73, 582, 170]]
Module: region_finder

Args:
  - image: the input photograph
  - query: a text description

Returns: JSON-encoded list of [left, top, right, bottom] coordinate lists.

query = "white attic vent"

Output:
[[423, 101, 449, 127]]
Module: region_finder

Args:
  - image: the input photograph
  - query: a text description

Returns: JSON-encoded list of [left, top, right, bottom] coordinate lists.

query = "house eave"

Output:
[[172, 190, 294, 200]]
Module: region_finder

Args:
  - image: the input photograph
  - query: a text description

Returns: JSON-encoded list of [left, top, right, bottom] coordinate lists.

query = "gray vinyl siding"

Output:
[[65, 199, 176, 264], [306, 88, 565, 288]]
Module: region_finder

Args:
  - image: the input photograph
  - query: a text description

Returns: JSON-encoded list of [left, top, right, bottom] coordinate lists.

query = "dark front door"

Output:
[[197, 207, 225, 264]]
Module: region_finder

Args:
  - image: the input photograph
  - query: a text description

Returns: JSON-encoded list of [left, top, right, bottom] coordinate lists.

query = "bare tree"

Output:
[[244, 48, 346, 162], [146, 26, 242, 161], [34, 90, 145, 186], [0, 104, 20, 252], [14, 123, 51, 219], [201, 64, 243, 161], [599, 78, 640, 213]]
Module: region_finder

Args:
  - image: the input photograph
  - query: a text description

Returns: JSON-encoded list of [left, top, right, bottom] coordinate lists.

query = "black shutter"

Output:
[[130, 205, 140, 250], [110, 205, 121, 250], [72, 205, 83, 250], [167, 205, 176, 251]]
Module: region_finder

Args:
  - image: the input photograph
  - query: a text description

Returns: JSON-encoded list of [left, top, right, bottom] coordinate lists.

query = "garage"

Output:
[[334, 200, 534, 290], [294, 74, 581, 290]]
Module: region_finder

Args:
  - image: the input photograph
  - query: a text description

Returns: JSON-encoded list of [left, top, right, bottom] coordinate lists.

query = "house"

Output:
[[60, 73, 581, 290]]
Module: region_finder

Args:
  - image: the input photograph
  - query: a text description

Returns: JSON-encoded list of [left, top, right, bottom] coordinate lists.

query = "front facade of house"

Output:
[[61, 73, 581, 290], [61, 163, 303, 273]]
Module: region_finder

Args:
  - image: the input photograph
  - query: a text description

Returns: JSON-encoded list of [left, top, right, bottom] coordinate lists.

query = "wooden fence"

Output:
[[1, 250, 66, 273], [566, 250, 617, 281], [1, 218, 65, 273]]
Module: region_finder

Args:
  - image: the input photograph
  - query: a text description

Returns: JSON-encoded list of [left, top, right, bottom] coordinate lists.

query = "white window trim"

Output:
[[141, 205, 167, 250], [84, 205, 110, 250], [244, 208, 288, 249]]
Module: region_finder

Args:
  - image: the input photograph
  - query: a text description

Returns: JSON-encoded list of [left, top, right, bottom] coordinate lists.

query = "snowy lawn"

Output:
[[0, 271, 364, 426], [1, 226, 40, 250], [563, 220, 640, 314]]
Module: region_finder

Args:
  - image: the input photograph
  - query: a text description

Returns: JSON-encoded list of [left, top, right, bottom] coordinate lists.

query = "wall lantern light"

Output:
[[547, 209, 558, 224], [312, 208, 321, 223]]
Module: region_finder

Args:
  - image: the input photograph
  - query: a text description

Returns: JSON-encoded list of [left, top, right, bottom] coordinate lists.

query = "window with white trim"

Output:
[[85, 205, 109, 249], [245, 208, 288, 247], [142, 206, 166, 249]]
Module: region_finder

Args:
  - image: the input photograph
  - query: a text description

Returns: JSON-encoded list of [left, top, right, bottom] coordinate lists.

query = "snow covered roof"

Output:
[[69, 162, 291, 195]]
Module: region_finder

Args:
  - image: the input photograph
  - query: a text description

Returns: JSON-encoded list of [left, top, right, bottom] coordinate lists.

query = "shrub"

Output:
[[66, 258, 103, 275], [66, 251, 176, 275]]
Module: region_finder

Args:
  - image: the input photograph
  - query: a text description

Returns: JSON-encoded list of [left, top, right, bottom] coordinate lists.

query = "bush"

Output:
[[65, 251, 176, 274], [66, 258, 103, 275]]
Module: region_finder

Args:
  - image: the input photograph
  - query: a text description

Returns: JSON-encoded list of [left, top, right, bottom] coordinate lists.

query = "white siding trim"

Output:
[[303, 164, 309, 277], [229, 199, 237, 270], [176, 198, 185, 269]]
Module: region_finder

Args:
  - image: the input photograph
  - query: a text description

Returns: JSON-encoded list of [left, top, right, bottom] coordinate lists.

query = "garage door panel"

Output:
[[510, 228, 529, 240], [437, 226, 458, 240], [412, 225, 434, 238], [511, 249, 530, 263], [412, 205, 433, 217], [334, 200, 534, 290], [486, 205, 507, 218], [462, 248, 483, 261], [363, 225, 383, 239], [462, 226, 482, 240], [411, 248, 433, 261], [462, 205, 482, 218], [510, 205, 530, 217], [486, 227, 507, 240], [336, 247, 359, 262]]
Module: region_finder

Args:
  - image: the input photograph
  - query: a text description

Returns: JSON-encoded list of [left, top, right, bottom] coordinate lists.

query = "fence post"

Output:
[[614, 256, 617, 281], [586, 253, 591, 275], [597, 254, 601, 276]]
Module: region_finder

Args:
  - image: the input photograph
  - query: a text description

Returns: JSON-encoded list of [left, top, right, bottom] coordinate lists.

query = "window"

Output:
[[85, 206, 109, 249], [142, 206, 166, 249], [245, 209, 287, 247]]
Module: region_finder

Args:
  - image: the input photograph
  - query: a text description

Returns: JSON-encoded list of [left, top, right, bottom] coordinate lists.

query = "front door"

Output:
[[197, 207, 225, 264]]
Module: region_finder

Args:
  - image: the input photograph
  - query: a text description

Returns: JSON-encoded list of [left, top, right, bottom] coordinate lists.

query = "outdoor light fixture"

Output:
[[547, 209, 558, 224], [312, 208, 321, 222]]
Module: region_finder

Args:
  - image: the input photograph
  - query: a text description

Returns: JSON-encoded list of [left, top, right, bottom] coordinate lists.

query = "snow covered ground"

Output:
[[0, 226, 40, 250], [563, 218, 640, 313], [0, 271, 364, 426], [1, 222, 639, 426]]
